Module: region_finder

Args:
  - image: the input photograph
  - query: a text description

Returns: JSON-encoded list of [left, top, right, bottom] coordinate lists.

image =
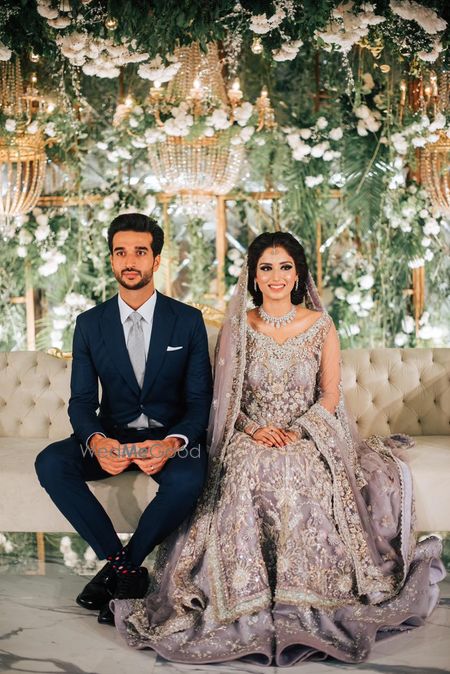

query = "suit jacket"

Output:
[[68, 291, 213, 447]]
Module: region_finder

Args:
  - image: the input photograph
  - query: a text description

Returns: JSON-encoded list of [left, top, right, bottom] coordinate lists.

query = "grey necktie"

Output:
[[127, 312, 146, 388]]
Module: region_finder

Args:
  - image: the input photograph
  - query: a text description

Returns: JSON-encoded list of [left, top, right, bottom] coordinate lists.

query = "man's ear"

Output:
[[153, 254, 161, 272]]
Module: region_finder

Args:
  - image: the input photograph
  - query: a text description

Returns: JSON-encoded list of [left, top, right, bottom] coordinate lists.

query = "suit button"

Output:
[[140, 405, 144, 410]]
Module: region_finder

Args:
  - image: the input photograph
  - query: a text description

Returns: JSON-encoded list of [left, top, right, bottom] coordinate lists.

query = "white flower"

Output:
[[335, 287, 347, 300], [3, 540, 14, 553], [390, 0, 447, 35], [373, 94, 385, 109], [19, 229, 33, 245], [311, 141, 329, 158], [418, 325, 433, 340], [250, 9, 285, 35], [362, 72, 375, 93], [97, 210, 110, 223], [429, 112, 446, 132], [36, 214, 49, 227], [424, 248, 434, 261], [27, 121, 40, 134], [44, 122, 57, 137], [0, 42, 12, 61], [228, 248, 242, 261], [292, 142, 311, 161], [17, 245, 27, 258], [145, 195, 156, 213], [418, 38, 444, 63], [209, 109, 231, 130], [361, 295, 374, 310], [37, 2, 59, 20], [299, 128, 312, 140], [400, 221, 412, 233], [203, 126, 215, 138], [305, 175, 324, 188], [391, 132, 408, 155], [359, 274, 374, 290], [272, 39, 303, 61], [35, 223, 50, 241], [137, 55, 180, 83], [144, 128, 165, 144], [346, 291, 361, 305], [412, 136, 427, 147], [329, 172, 345, 187], [329, 127, 343, 141], [316, 116, 328, 130], [234, 102, 253, 126], [357, 121, 369, 136], [5, 119, 16, 132], [355, 105, 370, 120], [423, 218, 440, 236], [229, 264, 242, 277], [421, 236, 431, 248], [402, 315, 415, 334], [240, 126, 255, 142], [316, 2, 385, 53], [48, 16, 72, 29], [395, 333, 408, 347], [348, 324, 361, 336]]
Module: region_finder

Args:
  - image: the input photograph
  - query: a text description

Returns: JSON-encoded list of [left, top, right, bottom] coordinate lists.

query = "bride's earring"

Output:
[[295, 278, 299, 292], [254, 279, 258, 292]]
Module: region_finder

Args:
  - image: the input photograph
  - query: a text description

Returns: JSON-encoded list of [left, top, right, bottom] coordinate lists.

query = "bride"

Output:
[[111, 231, 445, 666]]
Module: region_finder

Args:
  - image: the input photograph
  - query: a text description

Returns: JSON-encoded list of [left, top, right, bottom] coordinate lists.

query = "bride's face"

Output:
[[255, 246, 297, 303]]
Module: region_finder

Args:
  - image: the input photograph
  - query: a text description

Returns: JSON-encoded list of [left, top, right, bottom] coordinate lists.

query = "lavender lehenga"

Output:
[[111, 262, 445, 666]]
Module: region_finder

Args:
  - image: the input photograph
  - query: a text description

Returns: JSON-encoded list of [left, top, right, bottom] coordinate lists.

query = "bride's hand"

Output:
[[252, 426, 292, 447]]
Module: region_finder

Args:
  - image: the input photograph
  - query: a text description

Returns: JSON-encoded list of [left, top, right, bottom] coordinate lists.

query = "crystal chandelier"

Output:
[[420, 71, 450, 216], [0, 59, 47, 226], [146, 43, 248, 205]]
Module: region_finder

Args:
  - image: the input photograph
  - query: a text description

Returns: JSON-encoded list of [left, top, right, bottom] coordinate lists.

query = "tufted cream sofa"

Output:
[[0, 345, 449, 534]]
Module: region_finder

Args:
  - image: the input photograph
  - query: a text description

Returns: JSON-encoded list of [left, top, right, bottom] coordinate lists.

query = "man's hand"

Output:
[[132, 437, 183, 476], [89, 434, 132, 475], [252, 426, 297, 447]]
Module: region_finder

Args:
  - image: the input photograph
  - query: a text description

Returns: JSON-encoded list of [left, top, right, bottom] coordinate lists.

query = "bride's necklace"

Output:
[[258, 304, 296, 329]]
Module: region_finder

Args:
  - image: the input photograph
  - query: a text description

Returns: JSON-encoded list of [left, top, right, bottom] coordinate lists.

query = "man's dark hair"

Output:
[[107, 213, 164, 256], [247, 231, 309, 306]]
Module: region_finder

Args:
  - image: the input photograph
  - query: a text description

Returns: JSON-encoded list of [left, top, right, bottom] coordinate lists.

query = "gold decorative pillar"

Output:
[[315, 220, 323, 296], [159, 194, 173, 297], [216, 195, 227, 310], [412, 264, 425, 335], [25, 261, 36, 350]]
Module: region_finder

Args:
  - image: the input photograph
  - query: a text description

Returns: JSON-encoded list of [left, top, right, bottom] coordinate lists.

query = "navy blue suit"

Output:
[[35, 291, 213, 564]]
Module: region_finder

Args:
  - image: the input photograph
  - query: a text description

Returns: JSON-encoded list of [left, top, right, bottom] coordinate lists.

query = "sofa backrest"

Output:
[[0, 345, 449, 440]]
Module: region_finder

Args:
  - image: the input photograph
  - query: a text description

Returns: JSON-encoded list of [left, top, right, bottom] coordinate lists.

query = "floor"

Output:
[[0, 554, 449, 674]]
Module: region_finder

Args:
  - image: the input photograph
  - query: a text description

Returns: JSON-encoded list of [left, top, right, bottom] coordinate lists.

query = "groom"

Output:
[[35, 213, 212, 625]]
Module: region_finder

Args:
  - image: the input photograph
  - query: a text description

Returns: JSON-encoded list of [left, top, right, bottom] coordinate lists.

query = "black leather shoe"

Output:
[[113, 567, 149, 600], [76, 562, 117, 611], [98, 600, 115, 625]]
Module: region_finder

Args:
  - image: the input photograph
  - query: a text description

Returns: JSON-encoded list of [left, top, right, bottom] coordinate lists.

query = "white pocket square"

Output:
[[167, 345, 183, 351]]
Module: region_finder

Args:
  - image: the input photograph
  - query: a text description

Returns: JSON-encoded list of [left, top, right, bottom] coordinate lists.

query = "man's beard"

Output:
[[114, 268, 153, 290]]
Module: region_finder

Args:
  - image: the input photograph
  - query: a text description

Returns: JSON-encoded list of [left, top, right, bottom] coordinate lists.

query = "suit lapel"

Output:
[[141, 291, 176, 399], [100, 295, 141, 396]]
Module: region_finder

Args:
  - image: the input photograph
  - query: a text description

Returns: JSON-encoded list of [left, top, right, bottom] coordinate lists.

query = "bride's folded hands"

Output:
[[250, 426, 299, 447]]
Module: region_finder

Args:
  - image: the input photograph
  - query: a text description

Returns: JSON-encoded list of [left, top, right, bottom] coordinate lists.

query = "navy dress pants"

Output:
[[34, 427, 207, 566]]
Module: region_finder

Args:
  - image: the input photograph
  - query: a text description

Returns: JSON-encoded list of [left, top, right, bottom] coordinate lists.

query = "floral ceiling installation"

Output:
[[0, 0, 449, 353]]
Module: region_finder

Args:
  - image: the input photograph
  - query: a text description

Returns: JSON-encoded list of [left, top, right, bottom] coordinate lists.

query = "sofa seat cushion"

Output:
[[1, 435, 448, 534], [0, 437, 158, 533], [396, 435, 450, 532]]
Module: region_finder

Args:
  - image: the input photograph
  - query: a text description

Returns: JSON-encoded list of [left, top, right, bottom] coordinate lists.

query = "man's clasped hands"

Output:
[[88, 434, 183, 476]]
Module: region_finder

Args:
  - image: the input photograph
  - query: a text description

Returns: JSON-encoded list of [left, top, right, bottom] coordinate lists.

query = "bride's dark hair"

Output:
[[247, 231, 308, 306]]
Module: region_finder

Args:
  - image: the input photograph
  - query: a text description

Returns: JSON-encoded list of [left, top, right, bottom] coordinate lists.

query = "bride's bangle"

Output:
[[244, 421, 260, 437]]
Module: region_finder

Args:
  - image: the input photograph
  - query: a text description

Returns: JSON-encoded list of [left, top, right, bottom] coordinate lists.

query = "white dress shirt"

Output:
[[87, 291, 188, 449]]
